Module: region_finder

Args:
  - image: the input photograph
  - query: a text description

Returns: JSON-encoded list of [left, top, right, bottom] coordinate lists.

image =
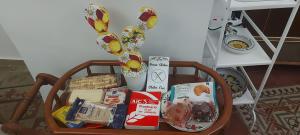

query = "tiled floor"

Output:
[[0, 60, 33, 89], [0, 59, 299, 135], [221, 65, 300, 135]]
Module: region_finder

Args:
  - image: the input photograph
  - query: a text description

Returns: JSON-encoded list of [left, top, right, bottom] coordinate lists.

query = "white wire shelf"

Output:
[[207, 27, 272, 68], [233, 88, 255, 105], [227, 0, 297, 11]]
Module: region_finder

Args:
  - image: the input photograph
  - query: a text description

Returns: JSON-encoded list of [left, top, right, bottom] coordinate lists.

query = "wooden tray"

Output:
[[44, 60, 232, 135]]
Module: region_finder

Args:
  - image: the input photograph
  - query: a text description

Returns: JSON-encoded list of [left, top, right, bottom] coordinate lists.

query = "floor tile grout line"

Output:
[[0, 84, 33, 90]]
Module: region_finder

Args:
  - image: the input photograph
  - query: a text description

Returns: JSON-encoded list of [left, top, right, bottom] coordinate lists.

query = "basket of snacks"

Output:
[[44, 60, 232, 135]]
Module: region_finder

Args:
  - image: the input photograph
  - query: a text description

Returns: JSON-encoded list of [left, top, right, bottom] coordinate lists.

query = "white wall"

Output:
[[0, 24, 21, 60], [0, 0, 214, 100]]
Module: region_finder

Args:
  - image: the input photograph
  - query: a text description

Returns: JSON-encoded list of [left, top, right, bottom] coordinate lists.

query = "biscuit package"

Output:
[[104, 87, 128, 105], [67, 74, 121, 91], [169, 82, 216, 104], [75, 102, 116, 125]]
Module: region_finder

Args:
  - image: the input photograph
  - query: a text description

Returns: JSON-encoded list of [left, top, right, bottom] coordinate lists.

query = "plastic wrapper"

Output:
[[109, 104, 128, 129], [104, 87, 128, 105], [67, 74, 121, 91], [161, 82, 219, 132], [52, 106, 84, 128], [66, 98, 85, 121], [164, 100, 192, 127], [67, 98, 116, 125], [68, 89, 105, 105]]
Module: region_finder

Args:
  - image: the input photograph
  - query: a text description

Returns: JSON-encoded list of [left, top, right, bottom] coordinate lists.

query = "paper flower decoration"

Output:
[[122, 26, 145, 51], [85, 4, 110, 35], [138, 7, 158, 30], [97, 33, 124, 56], [85, 4, 157, 72]]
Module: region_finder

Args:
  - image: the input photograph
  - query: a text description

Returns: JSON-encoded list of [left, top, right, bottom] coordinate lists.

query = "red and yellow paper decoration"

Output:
[[85, 4, 157, 72], [97, 33, 124, 56], [138, 7, 158, 30], [85, 4, 109, 35]]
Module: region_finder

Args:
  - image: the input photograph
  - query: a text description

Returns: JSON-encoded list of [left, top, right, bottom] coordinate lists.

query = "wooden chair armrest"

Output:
[[1, 73, 59, 135]]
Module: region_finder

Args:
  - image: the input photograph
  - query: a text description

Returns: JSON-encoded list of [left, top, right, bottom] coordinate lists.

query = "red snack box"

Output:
[[125, 91, 161, 130]]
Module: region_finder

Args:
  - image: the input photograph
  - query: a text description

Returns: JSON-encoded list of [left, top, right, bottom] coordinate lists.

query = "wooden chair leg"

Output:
[[1, 73, 59, 135]]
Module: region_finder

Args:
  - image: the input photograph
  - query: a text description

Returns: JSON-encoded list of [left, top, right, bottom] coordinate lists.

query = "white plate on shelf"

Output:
[[224, 34, 255, 54]]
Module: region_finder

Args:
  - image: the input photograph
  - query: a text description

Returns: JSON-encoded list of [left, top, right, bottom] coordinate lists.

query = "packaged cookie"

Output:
[[103, 87, 128, 105], [67, 74, 121, 91], [169, 82, 215, 104]]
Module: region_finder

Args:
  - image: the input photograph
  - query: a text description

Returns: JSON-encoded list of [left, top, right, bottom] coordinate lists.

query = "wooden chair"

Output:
[[1, 73, 62, 135]]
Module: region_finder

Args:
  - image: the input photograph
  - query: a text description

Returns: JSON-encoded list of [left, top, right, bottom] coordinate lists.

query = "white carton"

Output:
[[146, 56, 170, 93]]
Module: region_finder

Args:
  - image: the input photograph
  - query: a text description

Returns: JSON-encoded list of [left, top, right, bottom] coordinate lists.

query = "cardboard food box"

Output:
[[125, 91, 161, 130]]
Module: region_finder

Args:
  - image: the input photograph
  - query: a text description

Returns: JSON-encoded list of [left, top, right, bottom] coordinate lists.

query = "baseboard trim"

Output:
[[0, 57, 23, 60], [254, 36, 300, 43], [276, 61, 300, 66]]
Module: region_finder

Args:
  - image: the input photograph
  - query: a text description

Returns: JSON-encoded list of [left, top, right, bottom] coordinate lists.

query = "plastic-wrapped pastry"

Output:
[[191, 102, 215, 122], [164, 99, 192, 127]]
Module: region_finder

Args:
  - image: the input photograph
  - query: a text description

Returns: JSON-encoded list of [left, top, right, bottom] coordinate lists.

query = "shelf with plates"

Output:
[[204, 0, 299, 129], [207, 27, 272, 68], [233, 88, 254, 105]]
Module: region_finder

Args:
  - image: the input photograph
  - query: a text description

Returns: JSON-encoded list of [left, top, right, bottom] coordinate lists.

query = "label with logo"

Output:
[[125, 91, 161, 129], [146, 56, 170, 93]]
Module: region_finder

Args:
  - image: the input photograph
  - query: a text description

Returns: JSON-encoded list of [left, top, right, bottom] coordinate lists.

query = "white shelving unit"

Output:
[[228, 0, 297, 10], [207, 27, 272, 67], [204, 0, 300, 129]]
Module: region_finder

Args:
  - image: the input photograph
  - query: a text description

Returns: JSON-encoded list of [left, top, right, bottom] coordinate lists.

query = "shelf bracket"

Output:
[[242, 11, 277, 53]]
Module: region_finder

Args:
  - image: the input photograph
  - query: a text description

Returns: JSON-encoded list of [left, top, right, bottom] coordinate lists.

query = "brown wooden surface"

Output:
[[44, 60, 232, 135], [246, 8, 300, 37], [246, 9, 300, 65]]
